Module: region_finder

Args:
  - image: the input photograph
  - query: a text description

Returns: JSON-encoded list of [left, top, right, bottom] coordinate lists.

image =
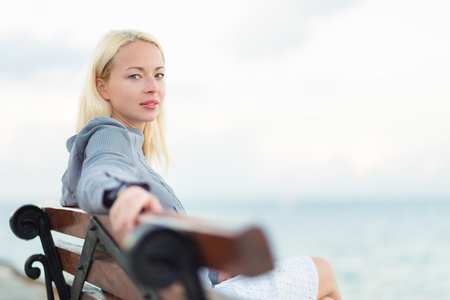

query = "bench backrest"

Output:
[[10, 205, 274, 300]]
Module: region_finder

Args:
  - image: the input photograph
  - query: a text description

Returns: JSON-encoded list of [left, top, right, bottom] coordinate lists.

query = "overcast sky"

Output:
[[0, 0, 449, 206]]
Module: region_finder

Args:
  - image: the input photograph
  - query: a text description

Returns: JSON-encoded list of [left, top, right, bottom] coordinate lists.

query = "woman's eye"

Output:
[[129, 74, 140, 79], [155, 73, 165, 79]]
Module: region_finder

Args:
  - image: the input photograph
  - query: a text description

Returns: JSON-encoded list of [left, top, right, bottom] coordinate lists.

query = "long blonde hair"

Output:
[[76, 29, 168, 169]]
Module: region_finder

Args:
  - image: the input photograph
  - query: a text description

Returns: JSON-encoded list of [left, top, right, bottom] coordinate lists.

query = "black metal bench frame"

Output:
[[9, 205, 207, 300]]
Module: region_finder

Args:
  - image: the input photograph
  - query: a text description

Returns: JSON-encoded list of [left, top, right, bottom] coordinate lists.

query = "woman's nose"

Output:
[[144, 77, 157, 93]]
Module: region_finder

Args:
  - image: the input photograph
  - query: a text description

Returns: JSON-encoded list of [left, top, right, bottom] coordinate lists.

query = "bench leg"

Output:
[[10, 205, 71, 300], [70, 221, 99, 300], [25, 254, 55, 300]]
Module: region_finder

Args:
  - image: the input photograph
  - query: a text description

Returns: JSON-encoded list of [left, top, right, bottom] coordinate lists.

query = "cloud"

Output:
[[302, 0, 361, 14], [0, 34, 90, 78], [212, 0, 362, 60]]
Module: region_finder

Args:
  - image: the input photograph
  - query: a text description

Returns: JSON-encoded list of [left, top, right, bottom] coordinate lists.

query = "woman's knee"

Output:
[[311, 257, 341, 300]]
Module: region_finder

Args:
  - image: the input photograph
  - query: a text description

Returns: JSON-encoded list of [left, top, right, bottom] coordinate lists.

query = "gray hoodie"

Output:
[[60, 116, 185, 214]]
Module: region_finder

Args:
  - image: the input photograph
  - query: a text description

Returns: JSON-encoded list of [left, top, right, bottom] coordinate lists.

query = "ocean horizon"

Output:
[[1, 199, 449, 299]]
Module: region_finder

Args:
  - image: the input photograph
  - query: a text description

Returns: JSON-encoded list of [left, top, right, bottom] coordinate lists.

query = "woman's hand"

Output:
[[109, 186, 163, 246]]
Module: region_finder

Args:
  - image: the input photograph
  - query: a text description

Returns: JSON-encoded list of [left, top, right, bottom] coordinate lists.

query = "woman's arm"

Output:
[[62, 118, 167, 244], [71, 118, 149, 213]]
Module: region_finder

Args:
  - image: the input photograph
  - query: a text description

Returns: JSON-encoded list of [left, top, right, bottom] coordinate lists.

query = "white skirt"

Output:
[[214, 256, 319, 300]]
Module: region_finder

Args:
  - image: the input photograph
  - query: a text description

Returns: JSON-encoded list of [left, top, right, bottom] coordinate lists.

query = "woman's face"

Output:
[[96, 41, 166, 131]]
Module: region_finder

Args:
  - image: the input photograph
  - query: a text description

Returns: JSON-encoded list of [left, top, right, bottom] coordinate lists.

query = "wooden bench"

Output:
[[9, 205, 274, 300]]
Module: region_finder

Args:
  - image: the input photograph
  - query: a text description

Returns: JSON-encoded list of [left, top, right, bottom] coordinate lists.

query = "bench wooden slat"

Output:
[[68, 285, 122, 300], [192, 226, 272, 276], [44, 207, 91, 239], [80, 291, 121, 300], [139, 214, 274, 276], [56, 244, 145, 299], [96, 214, 274, 276]]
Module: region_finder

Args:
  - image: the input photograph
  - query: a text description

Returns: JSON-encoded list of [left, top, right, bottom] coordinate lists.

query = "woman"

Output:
[[61, 29, 341, 300]]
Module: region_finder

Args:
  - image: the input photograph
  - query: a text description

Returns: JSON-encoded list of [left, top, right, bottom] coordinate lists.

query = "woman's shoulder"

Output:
[[77, 116, 134, 141], [83, 116, 127, 131], [67, 117, 135, 157]]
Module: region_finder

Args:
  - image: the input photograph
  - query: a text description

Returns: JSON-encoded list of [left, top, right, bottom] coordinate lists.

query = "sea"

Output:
[[1, 199, 449, 299]]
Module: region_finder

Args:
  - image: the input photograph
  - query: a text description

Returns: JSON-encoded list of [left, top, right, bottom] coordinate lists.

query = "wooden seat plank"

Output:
[[67, 285, 122, 300]]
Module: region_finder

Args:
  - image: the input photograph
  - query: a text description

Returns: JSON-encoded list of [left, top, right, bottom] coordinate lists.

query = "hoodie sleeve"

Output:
[[61, 117, 149, 214]]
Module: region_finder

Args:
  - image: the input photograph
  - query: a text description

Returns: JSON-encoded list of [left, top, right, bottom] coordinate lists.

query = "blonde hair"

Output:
[[76, 29, 168, 169]]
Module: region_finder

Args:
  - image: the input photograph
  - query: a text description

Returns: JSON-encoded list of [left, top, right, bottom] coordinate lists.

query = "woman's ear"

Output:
[[96, 78, 110, 100]]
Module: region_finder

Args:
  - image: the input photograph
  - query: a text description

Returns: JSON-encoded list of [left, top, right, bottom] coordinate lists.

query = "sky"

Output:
[[0, 0, 449, 206]]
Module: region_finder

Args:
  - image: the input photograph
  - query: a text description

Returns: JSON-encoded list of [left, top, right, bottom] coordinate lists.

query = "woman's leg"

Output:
[[312, 257, 341, 300]]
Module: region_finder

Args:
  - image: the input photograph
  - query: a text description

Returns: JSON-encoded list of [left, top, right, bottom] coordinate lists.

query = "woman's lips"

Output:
[[140, 100, 159, 110]]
